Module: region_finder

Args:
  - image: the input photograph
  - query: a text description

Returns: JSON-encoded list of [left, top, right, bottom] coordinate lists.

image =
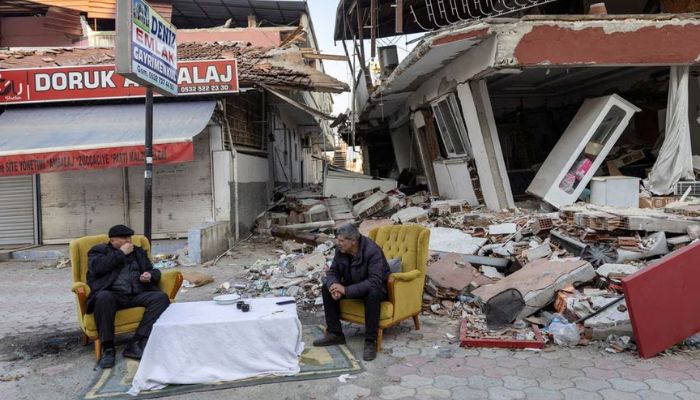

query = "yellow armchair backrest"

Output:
[[69, 234, 152, 284], [368, 224, 430, 274]]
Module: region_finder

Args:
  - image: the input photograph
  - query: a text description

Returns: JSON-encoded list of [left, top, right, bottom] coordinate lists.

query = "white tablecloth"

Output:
[[129, 297, 303, 395]]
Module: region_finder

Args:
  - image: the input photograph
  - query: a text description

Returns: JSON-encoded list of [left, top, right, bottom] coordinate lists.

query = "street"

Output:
[[2, 239, 699, 400]]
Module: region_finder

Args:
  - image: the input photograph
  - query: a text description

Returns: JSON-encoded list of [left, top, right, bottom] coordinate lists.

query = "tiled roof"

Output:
[[0, 41, 348, 93]]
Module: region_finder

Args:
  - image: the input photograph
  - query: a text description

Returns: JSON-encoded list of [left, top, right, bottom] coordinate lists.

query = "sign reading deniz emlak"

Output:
[[116, 0, 177, 95]]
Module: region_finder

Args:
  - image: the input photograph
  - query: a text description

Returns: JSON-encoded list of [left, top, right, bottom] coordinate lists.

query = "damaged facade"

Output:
[[266, 0, 700, 357], [0, 0, 348, 247]]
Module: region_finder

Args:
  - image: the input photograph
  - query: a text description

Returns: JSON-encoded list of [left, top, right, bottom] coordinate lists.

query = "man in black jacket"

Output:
[[313, 223, 390, 361], [87, 225, 170, 369]]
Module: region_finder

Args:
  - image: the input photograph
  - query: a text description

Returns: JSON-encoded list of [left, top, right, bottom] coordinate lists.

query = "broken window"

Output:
[[431, 94, 472, 158]]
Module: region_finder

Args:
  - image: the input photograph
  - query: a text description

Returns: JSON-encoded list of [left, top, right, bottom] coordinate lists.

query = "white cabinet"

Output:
[[527, 94, 640, 208]]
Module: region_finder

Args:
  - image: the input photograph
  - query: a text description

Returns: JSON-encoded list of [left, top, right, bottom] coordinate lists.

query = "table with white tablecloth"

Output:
[[129, 297, 303, 396]]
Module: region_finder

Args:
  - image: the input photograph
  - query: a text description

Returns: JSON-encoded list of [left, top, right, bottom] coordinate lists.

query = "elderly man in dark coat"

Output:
[[313, 223, 390, 361], [87, 225, 170, 369]]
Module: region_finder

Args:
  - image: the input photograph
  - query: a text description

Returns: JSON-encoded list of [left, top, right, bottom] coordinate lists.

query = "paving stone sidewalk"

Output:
[[2, 248, 700, 400]]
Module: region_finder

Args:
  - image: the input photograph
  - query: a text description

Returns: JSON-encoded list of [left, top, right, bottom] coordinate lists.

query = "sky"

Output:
[[305, 0, 419, 116]]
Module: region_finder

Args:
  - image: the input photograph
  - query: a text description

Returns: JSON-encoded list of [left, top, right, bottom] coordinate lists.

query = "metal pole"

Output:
[[144, 87, 153, 243]]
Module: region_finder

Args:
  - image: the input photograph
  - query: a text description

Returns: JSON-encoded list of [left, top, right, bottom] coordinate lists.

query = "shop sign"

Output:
[[0, 142, 193, 177], [116, 0, 177, 95], [0, 59, 238, 105]]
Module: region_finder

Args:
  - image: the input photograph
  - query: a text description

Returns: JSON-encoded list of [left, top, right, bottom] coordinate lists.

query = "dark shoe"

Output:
[[99, 348, 116, 369], [312, 332, 346, 347], [363, 340, 378, 361], [123, 341, 144, 360]]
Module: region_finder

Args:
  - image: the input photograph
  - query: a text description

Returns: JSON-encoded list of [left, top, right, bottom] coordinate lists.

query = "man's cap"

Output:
[[108, 224, 135, 238]]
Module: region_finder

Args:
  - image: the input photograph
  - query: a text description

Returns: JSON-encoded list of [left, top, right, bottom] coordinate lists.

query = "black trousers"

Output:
[[321, 284, 385, 341], [93, 290, 170, 344]]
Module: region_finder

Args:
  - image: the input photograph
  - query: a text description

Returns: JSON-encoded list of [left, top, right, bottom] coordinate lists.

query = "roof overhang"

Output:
[[171, 0, 308, 29], [0, 101, 215, 176], [359, 14, 700, 123]]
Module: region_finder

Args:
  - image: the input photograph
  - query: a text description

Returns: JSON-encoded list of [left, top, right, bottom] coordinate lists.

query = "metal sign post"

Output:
[[144, 87, 153, 241], [116, 0, 177, 243]]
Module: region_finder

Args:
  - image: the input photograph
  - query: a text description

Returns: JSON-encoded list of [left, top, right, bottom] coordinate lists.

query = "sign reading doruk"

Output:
[[116, 0, 177, 95], [0, 59, 239, 105]]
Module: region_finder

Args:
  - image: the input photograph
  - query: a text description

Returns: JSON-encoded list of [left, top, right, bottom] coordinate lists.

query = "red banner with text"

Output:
[[0, 59, 238, 105], [0, 142, 194, 176]]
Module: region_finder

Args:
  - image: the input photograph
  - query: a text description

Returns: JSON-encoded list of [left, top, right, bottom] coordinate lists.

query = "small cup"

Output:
[[236, 300, 245, 309], [241, 303, 251, 312]]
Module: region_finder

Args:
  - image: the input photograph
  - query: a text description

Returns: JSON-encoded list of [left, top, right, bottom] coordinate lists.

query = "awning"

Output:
[[0, 101, 216, 176]]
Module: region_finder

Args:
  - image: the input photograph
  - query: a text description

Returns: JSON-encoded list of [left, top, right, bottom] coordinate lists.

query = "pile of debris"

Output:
[[247, 168, 700, 356]]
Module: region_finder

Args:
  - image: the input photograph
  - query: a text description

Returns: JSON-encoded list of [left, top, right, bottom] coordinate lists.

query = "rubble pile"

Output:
[[247, 179, 700, 354]]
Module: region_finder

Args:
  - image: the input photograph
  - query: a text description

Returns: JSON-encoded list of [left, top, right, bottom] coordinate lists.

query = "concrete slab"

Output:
[[359, 218, 393, 236], [391, 206, 429, 224], [429, 227, 488, 255], [427, 252, 492, 295], [473, 259, 596, 319]]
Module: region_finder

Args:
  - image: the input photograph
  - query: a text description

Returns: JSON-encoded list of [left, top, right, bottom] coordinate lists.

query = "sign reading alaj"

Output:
[[0, 59, 238, 105], [116, 0, 177, 95]]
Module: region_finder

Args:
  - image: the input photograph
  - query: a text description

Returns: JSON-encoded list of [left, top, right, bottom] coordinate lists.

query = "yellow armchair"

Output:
[[69, 234, 183, 359], [339, 224, 430, 350]]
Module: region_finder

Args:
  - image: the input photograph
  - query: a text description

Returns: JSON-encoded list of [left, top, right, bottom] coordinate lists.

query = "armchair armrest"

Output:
[[387, 270, 425, 318], [72, 282, 91, 316], [158, 270, 184, 300], [390, 270, 422, 282]]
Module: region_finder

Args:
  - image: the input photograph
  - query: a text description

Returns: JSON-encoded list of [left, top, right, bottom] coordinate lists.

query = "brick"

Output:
[[571, 376, 612, 392], [399, 374, 434, 389], [523, 387, 564, 400], [644, 379, 688, 394], [334, 384, 371, 400], [415, 386, 451, 399], [560, 388, 603, 400], [487, 386, 526, 400], [379, 385, 415, 400], [451, 386, 489, 400], [609, 378, 650, 393], [597, 389, 643, 400]]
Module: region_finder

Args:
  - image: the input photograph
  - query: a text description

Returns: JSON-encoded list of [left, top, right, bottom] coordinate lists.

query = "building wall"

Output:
[[0, 16, 77, 47], [40, 130, 213, 242], [178, 28, 281, 47]]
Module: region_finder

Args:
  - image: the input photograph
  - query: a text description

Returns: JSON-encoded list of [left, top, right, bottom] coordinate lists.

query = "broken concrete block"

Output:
[[525, 242, 552, 262], [584, 299, 632, 340], [480, 266, 504, 280], [381, 195, 403, 214], [426, 253, 492, 297], [353, 191, 389, 219], [391, 206, 429, 224], [292, 253, 326, 277], [429, 227, 488, 255], [488, 223, 517, 235], [472, 259, 597, 319], [282, 240, 307, 254], [596, 263, 640, 279], [303, 204, 329, 223]]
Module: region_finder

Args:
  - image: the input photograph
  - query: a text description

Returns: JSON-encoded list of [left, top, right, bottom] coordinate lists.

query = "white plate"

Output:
[[213, 293, 241, 305]]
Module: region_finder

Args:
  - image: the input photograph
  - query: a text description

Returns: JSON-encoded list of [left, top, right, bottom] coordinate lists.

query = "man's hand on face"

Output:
[[139, 272, 152, 283], [120, 242, 134, 255], [330, 283, 346, 300]]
